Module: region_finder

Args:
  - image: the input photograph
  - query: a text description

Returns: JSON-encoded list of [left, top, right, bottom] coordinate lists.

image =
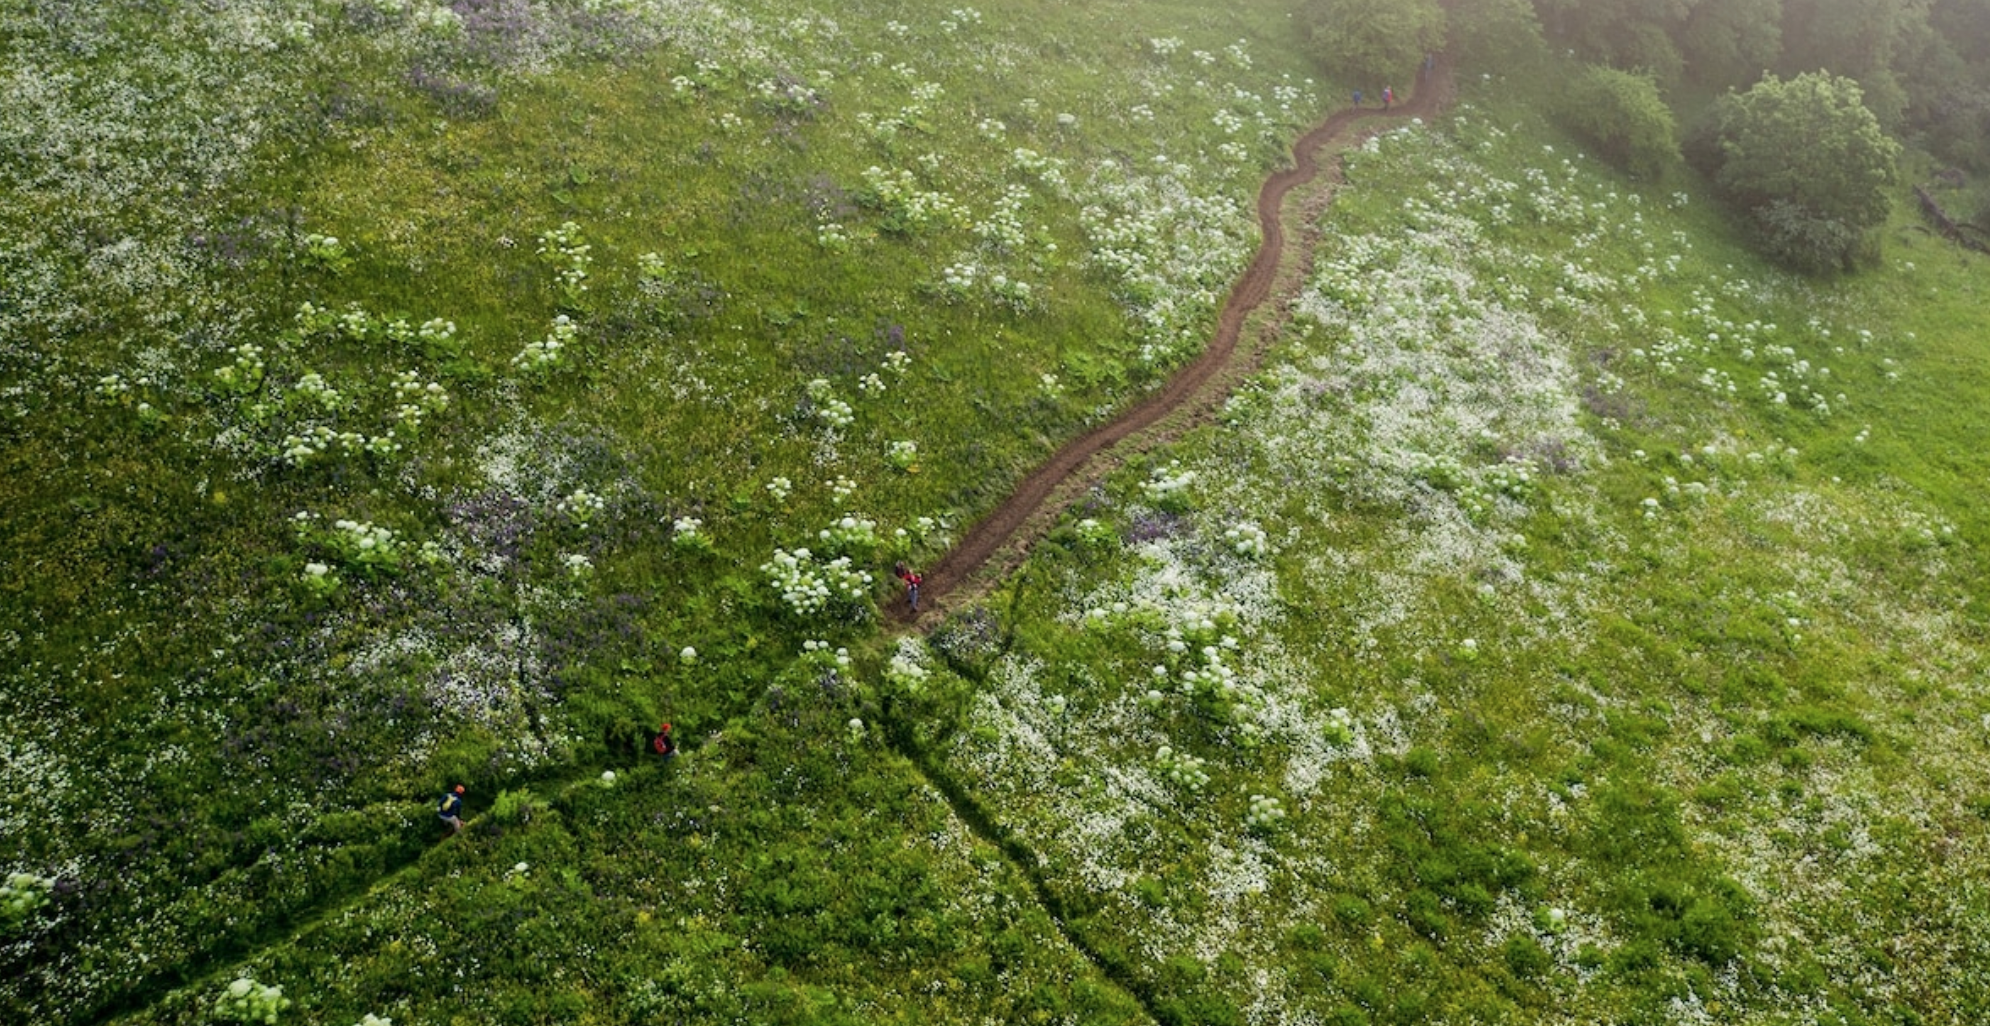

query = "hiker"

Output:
[[438, 784, 466, 835], [895, 562, 923, 611], [1383, 85, 1394, 109], [650, 722, 678, 758], [1423, 53, 1434, 78], [1352, 88, 1362, 108]]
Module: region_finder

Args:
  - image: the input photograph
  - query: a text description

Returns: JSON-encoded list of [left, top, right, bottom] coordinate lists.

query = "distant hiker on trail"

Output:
[[1383, 86, 1394, 109], [1352, 88, 1362, 108], [650, 722, 678, 758], [894, 562, 923, 612], [1423, 53, 1435, 78], [438, 785, 466, 835]]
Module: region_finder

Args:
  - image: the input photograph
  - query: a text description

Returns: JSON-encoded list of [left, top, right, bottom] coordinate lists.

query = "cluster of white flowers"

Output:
[[212, 343, 266, 395], [805, 378, 855, 429], [1222, 522, 1269, 558], [416, 317, 459, 356], [1081, 159, 1254, 363], [536, 221, 592, 301], [817, 514, 879, 553], [390, 371, 449, 432], [1322, 707, 1356, 747], [883, 349, 912, 376], [815, 221, 850, 250], [671, 516, 712, 553], [886, 440, 918, 471], [291, 372, 341, 412], [886, 638, 931, 693], [1, 871, 54, 929], [1244, 793, 1286, 832], [1142, 460, 1197, 507], [561, 552, 593, 578], [214, 977, 290, 1024], [557, 488, 606, 526], [802, 638, 853, 669], [764, 476, 793, 503], [1154, 745, 1210, 792], [859, 165, 964, 232], [279, 426, 401, 466], [513, 315, 578, 372], [761, 548, 873, 617]]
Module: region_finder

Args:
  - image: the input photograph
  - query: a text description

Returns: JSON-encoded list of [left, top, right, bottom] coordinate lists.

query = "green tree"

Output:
[[1703, 71, 1901, 272], [1309, 0, 1448, 87], [1449, 0, 1547, 70], [1561, 64, 1679, 178]]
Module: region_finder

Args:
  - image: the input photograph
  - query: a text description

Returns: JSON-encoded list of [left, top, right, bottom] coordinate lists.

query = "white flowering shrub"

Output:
[[1142, 460, 1197, 511], [562, 553, 593, 578], [805, 378, 855, 429], [1222, 521, 1269, 558], [1153, 745, 1209, 792], [329, 520, 405, 573], [537, 221, 592, 304], [764, 476, 793, 504], [390, 371, 449, 434], [1073, 517, 1118, 548], [297, 561, 340, 599], [300, 233, 352, 274], [883, 349, 912, 377], [802, 638, 853, 670], [859, 165, 964, 234], [290, 372, 341, 413], [514, 315, 578, 373], [671, 516, 714, 554], [557, 488, 606, 526], [886, 638, 931, 694], [1244, 794, 1286, 833], [816, 514, 879, 555], [212, 343, 266, 396], [0, 872, 54, 932], [1322, 707, 1356, 747], [886, 440, 919, 472], [214, 977, 290, 1024], [761, 548, 874, 617]]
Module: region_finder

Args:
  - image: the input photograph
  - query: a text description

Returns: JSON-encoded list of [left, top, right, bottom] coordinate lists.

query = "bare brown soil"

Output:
[[896, 61, 1456, 624]]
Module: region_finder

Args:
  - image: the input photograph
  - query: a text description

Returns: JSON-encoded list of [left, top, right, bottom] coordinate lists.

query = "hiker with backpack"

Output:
[[1383, 85, 1394, 110], [650, 722, 678, 758], [894, 562, 923, 612], [438, 784, 466, 835]]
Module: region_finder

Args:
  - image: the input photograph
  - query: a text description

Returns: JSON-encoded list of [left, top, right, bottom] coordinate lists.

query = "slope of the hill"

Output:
[[1, 1, 1341, 1020], [903, 89, 1990, 1023]]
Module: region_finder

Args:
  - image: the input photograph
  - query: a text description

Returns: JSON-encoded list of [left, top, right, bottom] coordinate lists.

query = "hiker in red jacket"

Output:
[[1383, 85, 1394, 109], [894, 562, 923, 611]]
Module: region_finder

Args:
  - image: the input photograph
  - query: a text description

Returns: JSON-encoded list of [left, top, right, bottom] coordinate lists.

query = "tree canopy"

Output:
[[1309, 0, 1448, 88], [1703, 71, 1901, 272]]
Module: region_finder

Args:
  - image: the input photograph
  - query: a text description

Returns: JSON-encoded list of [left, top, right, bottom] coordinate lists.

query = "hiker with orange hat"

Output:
[[650, 722, 678, 758], [438, 784, 466, 835]]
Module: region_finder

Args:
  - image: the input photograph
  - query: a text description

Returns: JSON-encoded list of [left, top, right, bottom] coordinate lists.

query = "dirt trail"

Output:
[[900, 61, 1455, 623]]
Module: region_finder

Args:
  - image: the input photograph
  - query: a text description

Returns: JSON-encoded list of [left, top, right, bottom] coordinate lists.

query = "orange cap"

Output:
[[454, 785, 465, 794]]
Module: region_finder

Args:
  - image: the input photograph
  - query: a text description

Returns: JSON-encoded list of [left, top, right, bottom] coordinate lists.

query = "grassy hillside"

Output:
[[4, 2, 1988, 1025], [907, 85, 1990, 1023]]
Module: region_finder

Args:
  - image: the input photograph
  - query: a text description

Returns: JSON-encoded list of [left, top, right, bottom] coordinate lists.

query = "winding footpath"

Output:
[[903, 59, 1455, 622], [102, 61, 1455, 1026]]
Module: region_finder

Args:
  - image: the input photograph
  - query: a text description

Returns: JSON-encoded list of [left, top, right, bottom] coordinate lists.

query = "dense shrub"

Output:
[[1560, 64, 1677, 179]]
